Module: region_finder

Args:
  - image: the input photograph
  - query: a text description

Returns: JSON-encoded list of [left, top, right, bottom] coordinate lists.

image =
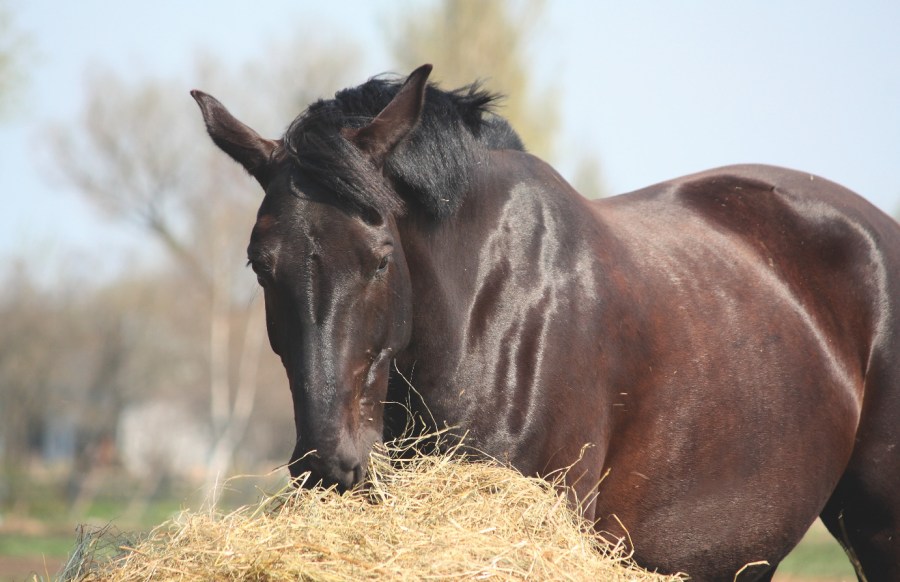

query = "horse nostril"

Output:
[[337, 461, 365, 491]]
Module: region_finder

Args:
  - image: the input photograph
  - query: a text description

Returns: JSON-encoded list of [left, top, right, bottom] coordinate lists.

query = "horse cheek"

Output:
[[388, 252, 414, 348]]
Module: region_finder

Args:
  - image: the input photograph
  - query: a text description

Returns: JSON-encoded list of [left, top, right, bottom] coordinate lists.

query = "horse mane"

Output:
[[282, 76, 525, 219]]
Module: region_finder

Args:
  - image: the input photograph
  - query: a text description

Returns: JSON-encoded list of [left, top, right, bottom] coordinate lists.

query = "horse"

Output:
[[191, 64, 900, 581]]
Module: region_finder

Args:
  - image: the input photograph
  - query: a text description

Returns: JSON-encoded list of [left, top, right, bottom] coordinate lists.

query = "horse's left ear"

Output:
[[191, 90, 279, 188], [343, 64, 432, 166]]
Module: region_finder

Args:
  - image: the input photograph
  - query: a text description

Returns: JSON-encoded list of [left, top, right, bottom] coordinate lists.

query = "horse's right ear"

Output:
[[191, 90, 278, 188], [342, 64, 432, 166]]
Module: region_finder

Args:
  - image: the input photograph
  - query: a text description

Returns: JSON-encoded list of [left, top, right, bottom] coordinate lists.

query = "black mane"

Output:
[[282, 76, 524, 219]]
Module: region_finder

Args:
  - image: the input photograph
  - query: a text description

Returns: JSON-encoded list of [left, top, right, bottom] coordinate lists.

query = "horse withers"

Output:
[[192, 65, 900, 580]]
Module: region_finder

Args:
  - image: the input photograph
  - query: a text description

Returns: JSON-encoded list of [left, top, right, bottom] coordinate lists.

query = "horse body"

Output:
[[394, 155, 898, 578], [193, 66, 900, 580]]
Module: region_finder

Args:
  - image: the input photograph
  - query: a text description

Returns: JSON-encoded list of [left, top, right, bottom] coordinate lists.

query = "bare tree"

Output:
[[0, 263, 145, 514], [0, 263, 59, 471], [0, 0, 28, 118]]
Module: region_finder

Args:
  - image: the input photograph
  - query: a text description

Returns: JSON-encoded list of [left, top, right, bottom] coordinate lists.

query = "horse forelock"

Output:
[[280, 76, 524, 220]]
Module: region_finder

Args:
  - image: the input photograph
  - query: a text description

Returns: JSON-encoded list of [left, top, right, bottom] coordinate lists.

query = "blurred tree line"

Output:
[[0, 0, 26, 119], [0, 0, 605, 517]]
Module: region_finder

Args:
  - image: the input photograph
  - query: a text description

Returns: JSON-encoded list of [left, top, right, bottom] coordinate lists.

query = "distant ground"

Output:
[[0, 555, 65, 582]]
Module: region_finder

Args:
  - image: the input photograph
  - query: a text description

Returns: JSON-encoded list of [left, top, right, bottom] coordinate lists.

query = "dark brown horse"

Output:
[[192, 65, 900, 581]]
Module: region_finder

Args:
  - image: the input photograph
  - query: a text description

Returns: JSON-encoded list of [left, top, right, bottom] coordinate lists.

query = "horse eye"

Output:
[[376, 254, 391, 275], [249, 261, 271, 287]]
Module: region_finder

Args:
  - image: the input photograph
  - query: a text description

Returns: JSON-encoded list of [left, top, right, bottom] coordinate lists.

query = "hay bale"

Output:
[[65, 444, 683, 581]]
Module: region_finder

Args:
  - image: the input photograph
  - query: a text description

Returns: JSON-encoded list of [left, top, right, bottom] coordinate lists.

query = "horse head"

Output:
[[191, 65, 433, 490]]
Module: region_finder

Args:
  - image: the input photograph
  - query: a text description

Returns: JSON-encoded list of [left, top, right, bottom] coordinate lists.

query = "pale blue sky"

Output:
[[2, 1, 898, 281]]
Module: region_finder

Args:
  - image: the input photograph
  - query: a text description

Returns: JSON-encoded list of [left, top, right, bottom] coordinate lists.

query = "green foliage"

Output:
[[0, 534, 74, 559], [388, 0, 559, 161]]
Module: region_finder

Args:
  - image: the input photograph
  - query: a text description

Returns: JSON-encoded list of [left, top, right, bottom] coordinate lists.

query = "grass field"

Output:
[[774, 521, 856, 581], [0, 496, 184, 582], [0, 467, 259, 582]]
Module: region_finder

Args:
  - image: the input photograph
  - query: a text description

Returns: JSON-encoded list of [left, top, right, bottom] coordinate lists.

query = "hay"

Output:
[[65, 442, 683, 581]]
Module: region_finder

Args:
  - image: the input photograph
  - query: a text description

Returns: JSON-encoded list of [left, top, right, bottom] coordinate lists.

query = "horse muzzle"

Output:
[[288, 443, 368, 492]]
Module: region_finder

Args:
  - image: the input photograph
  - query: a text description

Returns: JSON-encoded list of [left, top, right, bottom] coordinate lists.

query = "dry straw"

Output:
[[62, 438, 684, 581]]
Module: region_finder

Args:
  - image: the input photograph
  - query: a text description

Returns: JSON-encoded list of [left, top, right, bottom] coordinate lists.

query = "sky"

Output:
[[2, 0, 899, 282]]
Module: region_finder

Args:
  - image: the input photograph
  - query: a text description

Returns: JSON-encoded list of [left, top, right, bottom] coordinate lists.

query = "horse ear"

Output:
[[343, 64, 432, 165], [190, 90, 278, 187]]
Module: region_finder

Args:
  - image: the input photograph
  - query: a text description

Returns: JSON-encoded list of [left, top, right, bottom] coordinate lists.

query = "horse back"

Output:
[[598, 163, 898, 378]]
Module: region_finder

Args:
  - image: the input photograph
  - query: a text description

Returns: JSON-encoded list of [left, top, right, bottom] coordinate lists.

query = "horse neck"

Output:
[[394, 150, 602, 395]]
